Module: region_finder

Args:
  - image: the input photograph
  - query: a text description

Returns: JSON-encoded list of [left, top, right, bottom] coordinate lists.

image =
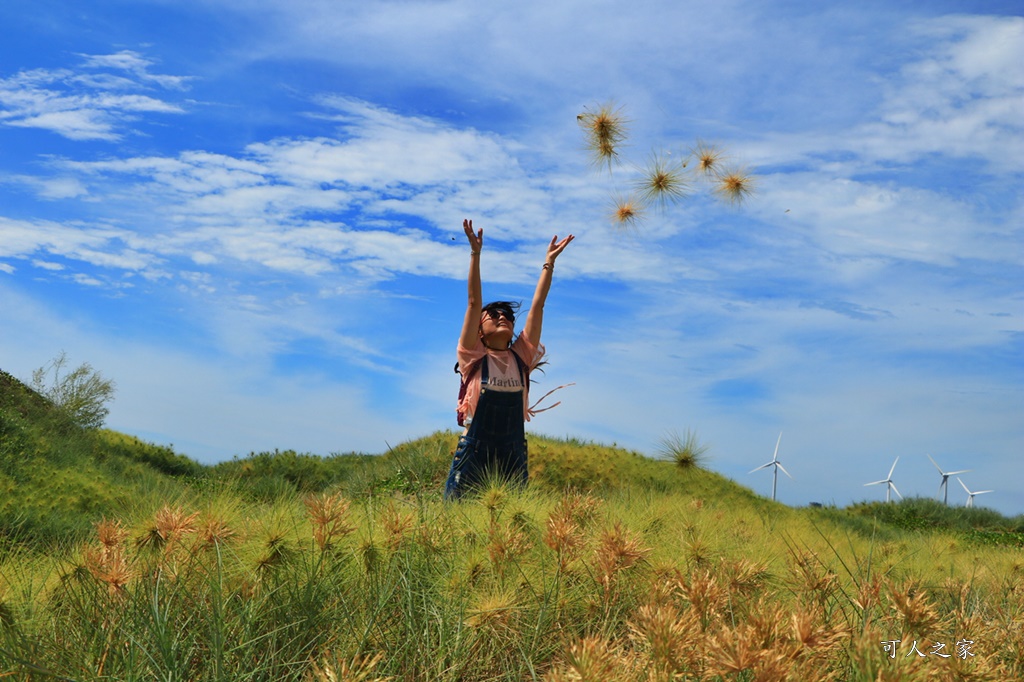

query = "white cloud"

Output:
[[0, 52, 189, 141]]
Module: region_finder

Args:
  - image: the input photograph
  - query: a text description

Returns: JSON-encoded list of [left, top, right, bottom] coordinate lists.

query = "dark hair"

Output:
[[481, 300, 520, 327]]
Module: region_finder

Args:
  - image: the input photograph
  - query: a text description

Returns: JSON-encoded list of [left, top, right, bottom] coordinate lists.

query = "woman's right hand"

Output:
[[464, 219, 483, 253]]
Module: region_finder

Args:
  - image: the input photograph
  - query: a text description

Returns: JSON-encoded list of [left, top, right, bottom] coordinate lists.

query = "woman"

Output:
[[444, 218, 574, 499]]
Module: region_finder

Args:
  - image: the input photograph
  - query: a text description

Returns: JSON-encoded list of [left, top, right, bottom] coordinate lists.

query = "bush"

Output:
[[30, 351, 116, 429]]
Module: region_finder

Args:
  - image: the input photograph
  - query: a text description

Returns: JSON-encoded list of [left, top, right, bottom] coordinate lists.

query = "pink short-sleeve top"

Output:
[[456, 331, 546, 426]]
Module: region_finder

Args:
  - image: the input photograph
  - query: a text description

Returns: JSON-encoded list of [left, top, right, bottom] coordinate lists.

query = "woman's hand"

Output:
[[545, 234, 574, 264], [464, 219, 483, 253]]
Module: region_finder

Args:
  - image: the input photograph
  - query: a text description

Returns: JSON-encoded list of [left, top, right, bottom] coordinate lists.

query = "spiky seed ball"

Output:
[[635, 153, 691, 209], [691, 140, 724, 177], [578, 103, 628, 169], [610, 195, 645, 233], [713, 168, 756, 205]]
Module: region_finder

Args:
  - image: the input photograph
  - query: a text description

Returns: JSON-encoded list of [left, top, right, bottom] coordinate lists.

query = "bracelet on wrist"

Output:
[[471, 250, 480, 256], [542, 262, 554, 271]]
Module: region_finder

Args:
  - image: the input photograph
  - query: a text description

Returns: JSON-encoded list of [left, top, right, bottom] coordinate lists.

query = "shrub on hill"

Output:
[[0, 368, 200, 546]]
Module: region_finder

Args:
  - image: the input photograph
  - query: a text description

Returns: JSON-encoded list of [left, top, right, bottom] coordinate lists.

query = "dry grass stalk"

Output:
[[486, 520, 532, 576], [706, 623, 764, 678], [464, 588, 520, 633], [308, 651, 391, 682], [380, 501, 414, 551], [197, 515, 236, 548], [578, 103, 628, 169], [544, 491, 597, 571], [83, 519, 134, 594], [627, 601, 701, 672], [137, 505, 199, 553], [95, 518, 129, 548], [675, 568, 726, 630], [592, 522, 651, 596], [721, 557, 770, 596], [544, 636, 634, 682], [887, 579, 942, 636], [305, 492, 354, 551]]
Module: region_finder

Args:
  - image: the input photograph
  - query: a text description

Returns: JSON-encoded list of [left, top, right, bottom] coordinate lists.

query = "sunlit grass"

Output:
[[1, 429, 1022, 680], [6, 369, 1018, 677]]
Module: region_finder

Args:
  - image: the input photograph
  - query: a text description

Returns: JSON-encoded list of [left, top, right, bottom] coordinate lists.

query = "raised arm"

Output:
[[458, 219, 484, 351], [522, 233, 574, 347]]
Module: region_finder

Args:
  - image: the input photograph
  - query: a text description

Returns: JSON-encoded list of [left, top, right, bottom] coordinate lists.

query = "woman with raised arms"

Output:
[[444, 219, 574, 499]]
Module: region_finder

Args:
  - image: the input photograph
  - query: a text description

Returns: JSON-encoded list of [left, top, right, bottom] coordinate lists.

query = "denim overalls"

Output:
[[444, 353, 528, 499]]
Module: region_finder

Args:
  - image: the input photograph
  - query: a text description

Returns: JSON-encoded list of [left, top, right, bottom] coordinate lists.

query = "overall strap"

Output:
[[479, 350, 526, 389]]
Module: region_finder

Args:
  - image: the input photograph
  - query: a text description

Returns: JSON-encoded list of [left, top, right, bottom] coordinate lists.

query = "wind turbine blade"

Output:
[[946, 469, 971, 476], [750, 462, 774, 473], [890, 482, 902, 499], [927, 454, 943, 474], [887, 457, 899, 479], [772, 432, 782, 462], [975, 490, 994, 495], [958, 477, 971, 494], [864, 480, 886, 486], [776, 462, 794, 479]]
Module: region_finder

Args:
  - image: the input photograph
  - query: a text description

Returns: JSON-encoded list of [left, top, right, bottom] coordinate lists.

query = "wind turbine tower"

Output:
[[958, 478, 993, 508], [928, 454, 970, 505], [750, 432, 792, 502], [865, 457, 902, 503]]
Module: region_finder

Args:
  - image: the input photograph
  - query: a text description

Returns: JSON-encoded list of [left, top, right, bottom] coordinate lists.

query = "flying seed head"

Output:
[[578, 102, 628, 170], [691, 140, 725, 177], [634, 152, 691, 209], [610, 194, 645, 233], [713, 167, 756, 205]]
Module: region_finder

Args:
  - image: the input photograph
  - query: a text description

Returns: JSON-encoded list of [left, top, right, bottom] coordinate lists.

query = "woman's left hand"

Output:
[[546, 234, 575, 263]]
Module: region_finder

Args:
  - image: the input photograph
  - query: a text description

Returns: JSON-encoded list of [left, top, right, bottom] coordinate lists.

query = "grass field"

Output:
[[1, 369, 1022, 680]]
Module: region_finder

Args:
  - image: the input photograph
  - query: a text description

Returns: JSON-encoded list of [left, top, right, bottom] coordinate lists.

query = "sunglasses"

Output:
[[483, 309, 514, 323]]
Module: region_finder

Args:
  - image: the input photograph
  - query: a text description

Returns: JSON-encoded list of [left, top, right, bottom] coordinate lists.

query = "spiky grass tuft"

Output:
[[634, 152, 691, 209], [657, 429, 710, 469], [578, 103, 629, 170], [713, 167, 756, 205]]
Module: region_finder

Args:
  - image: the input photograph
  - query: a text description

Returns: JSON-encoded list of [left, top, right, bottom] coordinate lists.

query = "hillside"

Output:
[[2, 366, 1022, 548], [0, 369, 202, 544], [2, 368, 1024, 679]]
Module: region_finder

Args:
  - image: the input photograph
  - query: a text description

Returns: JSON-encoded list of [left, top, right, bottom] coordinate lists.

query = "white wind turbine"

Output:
[[864, 457, 902, 502], [749, 432, 791, 501], [927, 454, 970, 505], [957, 478, 993, 508]]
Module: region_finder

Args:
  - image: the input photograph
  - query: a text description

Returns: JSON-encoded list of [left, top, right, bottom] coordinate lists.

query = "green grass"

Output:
[[1, 368, 1023, 680]]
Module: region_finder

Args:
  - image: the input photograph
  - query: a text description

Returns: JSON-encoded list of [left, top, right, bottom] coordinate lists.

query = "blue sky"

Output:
[[1, 1, 1021, 516]]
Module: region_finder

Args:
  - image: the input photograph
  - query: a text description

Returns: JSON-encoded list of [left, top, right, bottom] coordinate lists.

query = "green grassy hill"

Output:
[[2, 366, 1021, 547], [2, 366, 1023, 680], [0, 369, 204, 544]]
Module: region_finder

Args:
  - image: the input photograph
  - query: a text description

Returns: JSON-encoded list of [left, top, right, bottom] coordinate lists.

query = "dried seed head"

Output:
[[95, 518, 129, 548], [154, 505, 199, 540], [610, 195, 645, 233], [464, 589, 519, 631], [305, 492, 355, 551], [634, 152, 691, 209], [579, 103, 628, 169], [691, 140, 724, 177], [713, 167, 756, 205]]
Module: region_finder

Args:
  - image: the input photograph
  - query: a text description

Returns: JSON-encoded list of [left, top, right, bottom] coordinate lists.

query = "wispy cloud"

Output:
[[0, 51, 189, 140]]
